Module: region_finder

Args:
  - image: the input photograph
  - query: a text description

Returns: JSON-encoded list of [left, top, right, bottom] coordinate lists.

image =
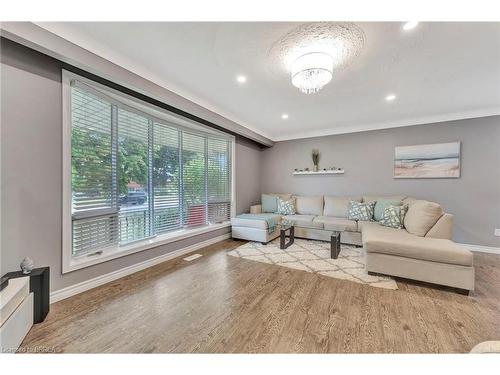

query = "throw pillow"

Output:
[[348, 201, 376, 221], [379, 204, 408, 229], [374, 199, 402, 221], [261, 194, 278, 213], [277, 197, 296, 215], [404, 200, 443, 236]]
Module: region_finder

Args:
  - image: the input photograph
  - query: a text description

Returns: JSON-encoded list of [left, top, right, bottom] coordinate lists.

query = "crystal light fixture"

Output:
[[291, 52, 334, 94], [269, 22, 365, 95]]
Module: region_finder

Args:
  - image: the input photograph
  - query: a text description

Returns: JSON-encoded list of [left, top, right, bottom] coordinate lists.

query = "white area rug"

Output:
[[228, 239, 398, 290]]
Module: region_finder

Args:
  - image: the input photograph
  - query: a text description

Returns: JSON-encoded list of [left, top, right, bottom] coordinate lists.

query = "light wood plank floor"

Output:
[[20, 239, 500, 353]]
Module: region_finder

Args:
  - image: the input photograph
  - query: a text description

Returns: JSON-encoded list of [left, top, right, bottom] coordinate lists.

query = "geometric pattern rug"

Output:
[[227, 238, 398, 290]]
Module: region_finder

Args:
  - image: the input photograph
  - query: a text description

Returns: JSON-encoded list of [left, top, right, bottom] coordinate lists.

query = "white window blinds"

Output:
[[182, 132, 207, 227], [71, 86, 119, 256], [207, 138, 231, 223], [153, 123, 181, 234], [117, 108, 153, 244], [69, 79, 233, 258]]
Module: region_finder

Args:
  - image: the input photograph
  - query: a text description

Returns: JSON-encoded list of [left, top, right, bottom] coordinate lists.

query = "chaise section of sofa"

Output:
[[363, 227, 474, 291], [231, 213, 281, 243], [362, 201, 474, 292]]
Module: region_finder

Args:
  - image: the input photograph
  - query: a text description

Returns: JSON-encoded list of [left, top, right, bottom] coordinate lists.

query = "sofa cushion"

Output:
[[231, 214, 282, 230], [323, 196, 361, 218], [282, 214, 315, 223], [363, 195, 407, 203], [294, 196, 324, 215], [404, 200, 443, 237], [283, 214, 323, 228], [402, 196, 417, 206], [374, 199, 402, 221], [363, 224, 473, 266], [261, 194, 278, 213], [313, 216, 357, 232], [357, 220, 380, 232]]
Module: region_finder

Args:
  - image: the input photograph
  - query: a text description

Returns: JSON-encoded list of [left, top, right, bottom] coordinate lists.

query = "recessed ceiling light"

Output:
[[385, 94, 396, 101], [236, 75, 247, 83], [281, 114, 289, 120], [403, 22, 419, 31]]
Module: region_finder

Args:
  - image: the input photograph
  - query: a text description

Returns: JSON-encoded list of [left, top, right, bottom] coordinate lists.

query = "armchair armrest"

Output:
[[250, 204, 262, 214]]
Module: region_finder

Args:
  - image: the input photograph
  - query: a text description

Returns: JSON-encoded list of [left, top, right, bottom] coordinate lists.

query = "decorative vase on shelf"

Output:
[[311, 149, 320, 173], [20, 257, 34, 274]]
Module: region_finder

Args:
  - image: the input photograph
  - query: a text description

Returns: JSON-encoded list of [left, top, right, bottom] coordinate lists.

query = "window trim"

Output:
[[62, 70, 236, 274]]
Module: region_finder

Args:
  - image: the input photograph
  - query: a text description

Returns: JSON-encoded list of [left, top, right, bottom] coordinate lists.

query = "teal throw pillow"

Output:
[[348, 201, 376, 221], [379, 204, 409, 229], [374, 199, 402, 221], [261, 194, 278, 213], [277, 197, 296, 215]]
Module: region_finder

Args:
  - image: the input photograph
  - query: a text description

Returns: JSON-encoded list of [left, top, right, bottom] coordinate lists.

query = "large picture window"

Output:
[[64, 72, 233, 269]]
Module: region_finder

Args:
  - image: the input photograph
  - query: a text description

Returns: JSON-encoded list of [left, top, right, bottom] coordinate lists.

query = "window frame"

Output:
[[62, 70, 235, 274]]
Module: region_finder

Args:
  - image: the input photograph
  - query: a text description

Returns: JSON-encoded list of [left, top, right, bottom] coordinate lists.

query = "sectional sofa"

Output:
[[231, 194, 474, 292]]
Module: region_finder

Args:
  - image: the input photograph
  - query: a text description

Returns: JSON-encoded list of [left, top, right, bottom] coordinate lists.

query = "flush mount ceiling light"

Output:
[[281, 114, 289, 119], [385, 94, 396, 101], [403, 21, 419, 31], [269, 22, 365, 94], [236, 75, 247, 83]]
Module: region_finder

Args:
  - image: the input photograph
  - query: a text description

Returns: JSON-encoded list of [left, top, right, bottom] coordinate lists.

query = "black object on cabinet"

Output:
[[4, 267, 50, 324]]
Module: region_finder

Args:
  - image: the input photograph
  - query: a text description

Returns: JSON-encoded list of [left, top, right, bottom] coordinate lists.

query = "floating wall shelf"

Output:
[[293, 170, 345, 176]]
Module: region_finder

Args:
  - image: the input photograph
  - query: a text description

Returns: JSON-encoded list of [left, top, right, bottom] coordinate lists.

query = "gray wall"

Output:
[[261, 117, 500, 247], [0, 38, 262, 291], [235, 137, 262, 214]]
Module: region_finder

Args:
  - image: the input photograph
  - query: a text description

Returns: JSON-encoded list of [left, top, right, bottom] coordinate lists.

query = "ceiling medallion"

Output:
[[269, 22, 366, 94]]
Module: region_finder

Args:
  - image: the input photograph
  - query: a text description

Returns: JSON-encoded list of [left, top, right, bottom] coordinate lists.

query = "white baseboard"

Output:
[[50, 233, 231, 304], [458, 243, 500, 255]]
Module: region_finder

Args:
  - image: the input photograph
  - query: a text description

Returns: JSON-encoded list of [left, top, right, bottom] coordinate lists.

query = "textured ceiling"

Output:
[[38, 22, 500, 141]]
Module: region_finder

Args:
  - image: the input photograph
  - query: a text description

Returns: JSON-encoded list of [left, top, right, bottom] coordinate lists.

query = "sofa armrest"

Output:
[[425, 213, 453, 240], [250, 204, 262, 214]]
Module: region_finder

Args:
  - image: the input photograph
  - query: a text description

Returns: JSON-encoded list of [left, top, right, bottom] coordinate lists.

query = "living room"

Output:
[[1, 0, 499, 372]]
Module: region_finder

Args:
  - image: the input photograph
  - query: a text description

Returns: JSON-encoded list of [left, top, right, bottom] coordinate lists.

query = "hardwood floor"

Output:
[[19, 239, 500, 353]]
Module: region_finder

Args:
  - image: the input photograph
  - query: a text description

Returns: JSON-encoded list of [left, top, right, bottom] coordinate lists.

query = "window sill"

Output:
[[63, 222, 231, 274]]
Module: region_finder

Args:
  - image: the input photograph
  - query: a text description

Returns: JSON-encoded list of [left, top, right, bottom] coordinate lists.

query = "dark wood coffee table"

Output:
[[279, 221, 341, 259]]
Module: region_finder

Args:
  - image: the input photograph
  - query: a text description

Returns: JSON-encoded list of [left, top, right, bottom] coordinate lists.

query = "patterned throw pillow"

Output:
[[348, 201, 375, 221], [374, 199, 402, 221], [277, 197, 296, 215], [379, 204, 409, 229]]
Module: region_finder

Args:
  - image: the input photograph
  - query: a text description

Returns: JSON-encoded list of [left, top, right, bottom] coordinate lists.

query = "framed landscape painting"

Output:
[[394, 142, 461, 178]]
